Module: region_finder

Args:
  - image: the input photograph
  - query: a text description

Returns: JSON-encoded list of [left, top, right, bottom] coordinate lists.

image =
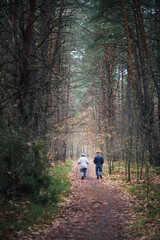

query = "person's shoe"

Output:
[[100, 175, 102, 178], [81, 176, 84, 180]]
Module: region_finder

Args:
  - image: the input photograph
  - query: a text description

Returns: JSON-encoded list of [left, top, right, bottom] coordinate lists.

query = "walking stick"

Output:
[[87, 164, 90, 179], [76, 164, 79, 178]]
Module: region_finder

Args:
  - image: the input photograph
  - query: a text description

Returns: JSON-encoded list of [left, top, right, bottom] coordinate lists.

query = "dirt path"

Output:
[[22, 162, 136, 240]]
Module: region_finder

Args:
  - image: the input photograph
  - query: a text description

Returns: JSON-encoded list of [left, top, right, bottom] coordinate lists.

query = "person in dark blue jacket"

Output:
[[94, 152, 104, 179]]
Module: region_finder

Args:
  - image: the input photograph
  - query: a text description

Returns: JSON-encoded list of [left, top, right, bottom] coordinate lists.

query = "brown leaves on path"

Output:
[[19, 162, 136, 240]]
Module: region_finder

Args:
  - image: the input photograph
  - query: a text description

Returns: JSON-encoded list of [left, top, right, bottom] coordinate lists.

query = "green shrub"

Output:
[[0, 126, 51, 201], [0, 126, 24, 199], [19, 174, 39, 195], [0, 160, 72, 239]]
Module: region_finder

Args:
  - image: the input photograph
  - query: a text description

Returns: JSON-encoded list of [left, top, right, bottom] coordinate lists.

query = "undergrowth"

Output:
[[125, 182, 160, 239], [0, 160, 72, 239], [105, 161, 160, 239]]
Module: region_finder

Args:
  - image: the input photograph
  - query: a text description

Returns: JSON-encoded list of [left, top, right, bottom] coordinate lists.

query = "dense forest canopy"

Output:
[[0, 0, 160, 200]]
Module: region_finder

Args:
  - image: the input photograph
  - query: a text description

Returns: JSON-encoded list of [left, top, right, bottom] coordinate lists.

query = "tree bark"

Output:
[[121, 0, 135, 90]]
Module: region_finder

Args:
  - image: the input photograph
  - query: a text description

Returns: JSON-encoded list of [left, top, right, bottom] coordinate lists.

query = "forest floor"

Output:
[[18, 161, 139, 240]]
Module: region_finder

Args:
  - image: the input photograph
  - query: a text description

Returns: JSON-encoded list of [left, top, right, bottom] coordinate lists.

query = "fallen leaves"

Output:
[[9, 161, 159, 240], [17, 162, 136, 239]]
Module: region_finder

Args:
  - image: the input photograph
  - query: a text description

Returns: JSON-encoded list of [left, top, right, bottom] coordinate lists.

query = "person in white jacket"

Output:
[[78, 153, 89, 180]]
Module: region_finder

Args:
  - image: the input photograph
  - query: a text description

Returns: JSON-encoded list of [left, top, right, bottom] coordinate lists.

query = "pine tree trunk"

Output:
[[121, 0, 135, 89], [132, 0, 155, 165], [19, 0, 36, 119]]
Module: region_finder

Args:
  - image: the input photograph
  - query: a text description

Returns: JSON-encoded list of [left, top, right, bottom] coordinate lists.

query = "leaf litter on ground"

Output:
[[14, 161, 137, 240]]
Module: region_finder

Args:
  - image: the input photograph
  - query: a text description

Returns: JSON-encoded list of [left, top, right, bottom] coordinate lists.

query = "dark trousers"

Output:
[[80, 168, 87, 179], [96, 164, 102, 179]]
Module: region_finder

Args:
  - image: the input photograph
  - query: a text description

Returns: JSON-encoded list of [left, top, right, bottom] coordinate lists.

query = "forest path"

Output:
[[23, 161, 136, 240]]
